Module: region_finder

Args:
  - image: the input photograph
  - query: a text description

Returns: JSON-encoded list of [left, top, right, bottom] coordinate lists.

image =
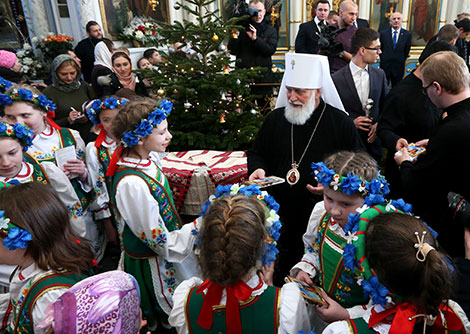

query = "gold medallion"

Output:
[[286, 167, 300, 186]]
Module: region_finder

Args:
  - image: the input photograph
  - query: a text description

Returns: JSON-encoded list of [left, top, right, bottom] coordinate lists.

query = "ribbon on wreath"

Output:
[[369, 302, 464, 334], [94, 125, 108, 148], [196, 279, 255, 334], [106, 146, 123, 177]]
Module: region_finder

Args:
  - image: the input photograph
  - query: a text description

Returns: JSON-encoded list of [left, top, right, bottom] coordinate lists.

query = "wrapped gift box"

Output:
[[161, 150, 247, 215]]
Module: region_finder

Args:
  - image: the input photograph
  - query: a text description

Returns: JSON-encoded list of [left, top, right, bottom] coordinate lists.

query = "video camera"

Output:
[[448, 192, 470, 228], [317, 25, 347, 57], [229, 0, 259, 30]]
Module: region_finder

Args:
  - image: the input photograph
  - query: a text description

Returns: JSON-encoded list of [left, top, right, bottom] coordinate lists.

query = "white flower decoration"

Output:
[[0, 217, 10, 230]]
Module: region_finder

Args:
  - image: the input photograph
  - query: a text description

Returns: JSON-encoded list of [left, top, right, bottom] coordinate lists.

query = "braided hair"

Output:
[[366, 213, 453, 316], [198, 195, 266, 286], [324, 151, 379, 182]]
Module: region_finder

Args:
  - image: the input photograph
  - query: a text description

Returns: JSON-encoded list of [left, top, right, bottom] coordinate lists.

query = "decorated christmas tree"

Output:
[[142, 0, 266, 151]]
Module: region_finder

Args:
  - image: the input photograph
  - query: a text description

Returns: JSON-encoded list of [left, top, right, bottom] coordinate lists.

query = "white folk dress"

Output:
[[85, 135, 116, 220], [113, 154, 201, 316], [26, 124, 105, 262], [0, 264, 69, 334], [323, 301, 470, 334]]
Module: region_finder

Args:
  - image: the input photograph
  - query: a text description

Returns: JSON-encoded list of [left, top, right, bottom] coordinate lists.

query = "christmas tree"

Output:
[[141, 0, 266, 151]]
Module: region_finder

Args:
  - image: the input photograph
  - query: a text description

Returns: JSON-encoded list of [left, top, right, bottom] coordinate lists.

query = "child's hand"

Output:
[[315, 290, 349, 323], [295, 270, 313, 285], [306, 183, 324, 195], [258, 262, 274, 286], [63, 159, 88, 182]]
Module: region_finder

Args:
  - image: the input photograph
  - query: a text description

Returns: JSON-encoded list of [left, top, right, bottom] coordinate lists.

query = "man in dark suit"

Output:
[[379, 12, 412, 87], [295, 0, 330, 54], [355, 18, 369, 28], [332, 27, 388, 160]]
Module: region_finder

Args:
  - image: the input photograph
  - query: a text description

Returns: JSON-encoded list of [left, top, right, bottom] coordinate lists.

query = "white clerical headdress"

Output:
[[275, 53, 346, 113]]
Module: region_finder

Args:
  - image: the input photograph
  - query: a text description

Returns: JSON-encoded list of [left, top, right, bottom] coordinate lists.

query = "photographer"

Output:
[[228, 0, 278, 108], [328, 0, 358, 73]]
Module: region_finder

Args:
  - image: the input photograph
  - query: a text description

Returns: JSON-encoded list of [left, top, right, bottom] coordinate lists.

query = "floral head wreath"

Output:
[[0, 77, 12, 93], [311, 161, 390, 205], [199, 184, 282, 267], [86, 97, 129, 125], [0, 210, 32, 251], [0, 122, 34, 151], [120, 99, 172, 148], [0, 88, 56, 119]]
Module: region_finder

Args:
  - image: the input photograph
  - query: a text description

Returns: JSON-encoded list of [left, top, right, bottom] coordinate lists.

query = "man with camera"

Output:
[[394, 51, 470, 257], [294, 0, 330, 54], [228, 0, 278, 108]]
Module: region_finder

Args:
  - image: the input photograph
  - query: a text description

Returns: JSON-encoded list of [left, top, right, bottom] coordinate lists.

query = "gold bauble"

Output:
[[157, 89, 165, 97], [211, 34, 219, 42]]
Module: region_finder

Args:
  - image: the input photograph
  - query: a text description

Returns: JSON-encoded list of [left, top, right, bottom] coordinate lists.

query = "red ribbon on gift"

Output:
[[369, 302, 464, 334], [196, 279, 254, 334]]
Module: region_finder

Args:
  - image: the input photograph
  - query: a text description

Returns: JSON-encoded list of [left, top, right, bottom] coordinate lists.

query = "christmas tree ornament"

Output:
[[168, 46, 175, 54], [157, 88, 165, 97], [173, 89, 179, 94], [223, 65, 229, 74], [236, 79, 241, 85], [221, 92, 227, 100], [219, 114, 226, 123], [231, 29, 238, 39], [173, 3, 180, 10], [211, 34, 219, 42], [184, 101, 192, 108], [219, 44, 226, 52], [250, 109, 257, 114]]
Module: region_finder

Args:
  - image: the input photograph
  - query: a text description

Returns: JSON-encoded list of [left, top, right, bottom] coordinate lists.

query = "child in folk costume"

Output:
[[37, 270, 142, 333], [323, 213, 470, 333], [291, 151, 403, 330], [0, 182, 94, 333], [108, 98, 200, 331], [0, 86, 105, 261], [0, 122, 89, 289], [169, 185, 310, 334], [85, 97, 128, 245]]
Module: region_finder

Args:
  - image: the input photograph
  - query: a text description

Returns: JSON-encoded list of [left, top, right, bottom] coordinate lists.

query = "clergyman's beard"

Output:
[[284, 94, 317, 125]]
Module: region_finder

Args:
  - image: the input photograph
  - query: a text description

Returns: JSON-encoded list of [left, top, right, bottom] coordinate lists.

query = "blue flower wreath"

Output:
[[0, 88, 56, 116], [120, 100, 172, 148], [86, 97, 129, 125], [199, 184, 283, 266], [0, 77, 12, 93], [0, 211, 32, 251], [0, 122, 34, 151]]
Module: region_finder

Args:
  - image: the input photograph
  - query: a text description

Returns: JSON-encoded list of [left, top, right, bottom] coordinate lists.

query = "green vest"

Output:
[[30, 127, 90, 210], [317, 214, 367, 308], [18, 155, 49, 185], [96, 145, 113, 194], [346, 316, 465, 334], [110, 166, 181, 258], [10, 270, 88, 334], [186, 285, 280, 334]]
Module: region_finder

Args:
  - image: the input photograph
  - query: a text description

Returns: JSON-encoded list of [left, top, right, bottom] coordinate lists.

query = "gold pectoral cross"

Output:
[[291, 59, 295, 70]]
